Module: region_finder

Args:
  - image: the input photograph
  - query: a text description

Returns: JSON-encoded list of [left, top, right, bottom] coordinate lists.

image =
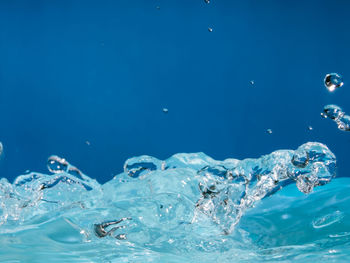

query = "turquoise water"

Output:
[[1, 142, 349, 262]]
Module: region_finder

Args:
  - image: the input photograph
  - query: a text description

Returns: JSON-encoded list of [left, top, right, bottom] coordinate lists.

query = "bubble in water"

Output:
[[162, 108, 169, 113], [324, 73, 343, 92], [323, 104, 344, 120], [266, 129, 272, 134], [312, 210, 344, 229], [47, 155, 69, 174], [208, 27, 213, 32]]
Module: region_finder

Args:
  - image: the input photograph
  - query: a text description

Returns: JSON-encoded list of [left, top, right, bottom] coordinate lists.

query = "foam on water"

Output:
[[0, 142, 349, 262]]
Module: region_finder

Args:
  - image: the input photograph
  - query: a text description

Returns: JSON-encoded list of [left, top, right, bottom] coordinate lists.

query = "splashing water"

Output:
[[322, 104, 350, 131], [0, 142, 349, 262]]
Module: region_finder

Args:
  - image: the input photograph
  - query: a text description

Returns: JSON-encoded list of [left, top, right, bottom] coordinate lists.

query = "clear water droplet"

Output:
[[266, 129, 272, 134], [323, 104, 344, 120], [0, 142, 3, 157], [308, 126, 313, 131], [208, 27, 213, 32], [162, 108, 168, 113], [324, 73, 343, 92], [47, 155, 69, 174], [250, 80, 254, 85], [204, 0, 210, 3]]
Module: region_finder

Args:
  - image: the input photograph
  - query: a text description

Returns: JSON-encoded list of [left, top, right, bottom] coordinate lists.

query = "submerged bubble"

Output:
[[324, 73, 343, 92], [312, 210, 344, 229], [47, 155, 69, 174]]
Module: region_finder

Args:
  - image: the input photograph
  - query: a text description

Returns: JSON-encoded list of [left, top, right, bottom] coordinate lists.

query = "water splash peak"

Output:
[[0, 142, 341, 262]]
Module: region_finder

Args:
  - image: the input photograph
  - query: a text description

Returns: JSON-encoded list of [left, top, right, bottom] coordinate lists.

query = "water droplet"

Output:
[[156, 6, 160, 10], [0, 142, 3, 157], [208, 27, 213, 32], [324, 73, 343, 92], [162, 108, 169, 113], [47, 155, 69, 174], [308, 126, 313, 131], [266, 129, 272, 134], [323, 104, 344, 120], [204, 0, 210, 3], [85, 141, 91, 146], [337, 115, 350, 131], [250, 80, 254, 85]]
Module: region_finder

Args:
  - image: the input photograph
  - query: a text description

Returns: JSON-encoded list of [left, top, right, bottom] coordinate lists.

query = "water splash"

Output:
[[0, 142, 341, 262], [322, 104, 350, 131]]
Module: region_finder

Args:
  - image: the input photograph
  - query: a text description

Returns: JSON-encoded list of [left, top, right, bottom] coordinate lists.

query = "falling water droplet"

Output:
[[250, 80, 254, 85], [324, 73, 343, 92], [308, 126, 313, 131], [162, 108, 169, 113], [0, 142, 3, 157], [204, 0, 210, 3], [85, 141, 91, 146], [47, 155, 69, 174], [208, 27, 213, 32], [323, 104, 344, 120], [266, 129, 272, 134]]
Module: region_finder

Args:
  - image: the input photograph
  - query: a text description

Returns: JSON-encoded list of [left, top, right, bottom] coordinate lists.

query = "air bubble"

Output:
[[47, 155, 69, 174], [312, 210, 344, 229], [324, 73, 343, 92]]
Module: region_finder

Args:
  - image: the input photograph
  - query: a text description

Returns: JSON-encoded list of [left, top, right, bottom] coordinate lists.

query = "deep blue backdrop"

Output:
[[0, 0, 349, 183]]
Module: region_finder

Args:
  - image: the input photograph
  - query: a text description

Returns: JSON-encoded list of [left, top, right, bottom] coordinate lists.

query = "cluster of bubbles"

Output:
[[322, 104, 350, 131]]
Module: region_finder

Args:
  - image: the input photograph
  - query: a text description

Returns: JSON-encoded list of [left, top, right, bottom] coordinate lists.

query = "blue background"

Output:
[[0, 0, 349, 183]]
